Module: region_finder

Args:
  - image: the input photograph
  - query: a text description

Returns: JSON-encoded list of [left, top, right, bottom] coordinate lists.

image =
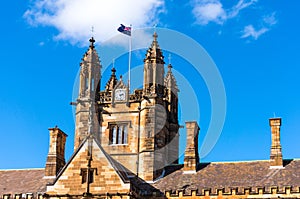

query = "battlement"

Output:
[[164, 186, 300, 198], [0, 193, 43, 199]]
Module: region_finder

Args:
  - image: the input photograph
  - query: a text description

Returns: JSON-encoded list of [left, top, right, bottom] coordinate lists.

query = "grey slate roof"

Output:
[[153, 159, 300, 194], [2, 159, 300, 197], [0, 168, 47, 195]]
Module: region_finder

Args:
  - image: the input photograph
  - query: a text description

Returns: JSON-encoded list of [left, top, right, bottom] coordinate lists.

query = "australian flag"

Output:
[[117, 24, 131, 36]]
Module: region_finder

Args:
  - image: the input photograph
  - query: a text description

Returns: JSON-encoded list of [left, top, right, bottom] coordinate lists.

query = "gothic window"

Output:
[[109, 123, 128, 145], [91, 78, 94, 91]]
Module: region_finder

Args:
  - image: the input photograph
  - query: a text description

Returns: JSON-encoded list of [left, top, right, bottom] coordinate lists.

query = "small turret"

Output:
[[74, 37, 102, 150]]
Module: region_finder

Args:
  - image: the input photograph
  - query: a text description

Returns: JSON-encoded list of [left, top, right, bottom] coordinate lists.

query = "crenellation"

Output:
[[290, 186, 299, 193], [0, 194, 46, 199], [155, 186, 300, 198], [5, 186, 300, 199]]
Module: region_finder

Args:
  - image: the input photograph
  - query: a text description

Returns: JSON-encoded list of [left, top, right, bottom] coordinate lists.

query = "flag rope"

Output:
[[128, 25, 132, 93]]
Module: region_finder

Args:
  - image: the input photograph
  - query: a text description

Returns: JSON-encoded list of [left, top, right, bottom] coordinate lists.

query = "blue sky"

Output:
[[0, 0, 300, 169]]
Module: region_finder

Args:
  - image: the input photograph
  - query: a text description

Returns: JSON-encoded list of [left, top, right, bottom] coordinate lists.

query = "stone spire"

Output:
[[74, 37, 102, 150], [143, 32, 165, 94], [78, 37, 101, 99]]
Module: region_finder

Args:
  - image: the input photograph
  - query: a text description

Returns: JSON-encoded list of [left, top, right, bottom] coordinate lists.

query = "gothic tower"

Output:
[[78, 32, 180, 182], [138, 32, 179, 181], [74, 37, 102, 150]]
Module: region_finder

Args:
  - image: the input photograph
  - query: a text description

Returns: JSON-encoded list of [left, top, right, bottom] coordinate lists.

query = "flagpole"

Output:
[[128, 24, 132, 92]]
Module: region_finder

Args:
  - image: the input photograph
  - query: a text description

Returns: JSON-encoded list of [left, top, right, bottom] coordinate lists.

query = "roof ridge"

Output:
[[209, 159, 270, 164], [0, 168, 44, 171]]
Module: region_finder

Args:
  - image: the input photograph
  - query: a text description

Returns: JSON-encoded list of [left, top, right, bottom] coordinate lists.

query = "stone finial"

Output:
[[269, 118, 283, 168], [183, 121, 200, 173], [89, 37, 95, 48], [45, 127, 67, 178]]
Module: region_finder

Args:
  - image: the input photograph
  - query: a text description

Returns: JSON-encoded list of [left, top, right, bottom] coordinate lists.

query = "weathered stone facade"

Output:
[[79, 33, 181, 182], [46, 137, 131, 197], [1, 33, 300, 199]]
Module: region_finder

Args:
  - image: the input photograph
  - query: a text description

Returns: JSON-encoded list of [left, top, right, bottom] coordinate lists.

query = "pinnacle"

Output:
[[144, 32, 164, 64], [105, 67, 118, 91]]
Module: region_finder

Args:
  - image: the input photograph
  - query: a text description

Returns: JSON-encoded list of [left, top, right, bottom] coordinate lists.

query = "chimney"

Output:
[[45, 126, 67, 178], [269, 118, 283, 168], [183, 121, 200, 173]]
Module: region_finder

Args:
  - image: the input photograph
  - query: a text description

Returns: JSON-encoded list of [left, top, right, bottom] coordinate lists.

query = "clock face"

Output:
[[115, 89, 126, 101]]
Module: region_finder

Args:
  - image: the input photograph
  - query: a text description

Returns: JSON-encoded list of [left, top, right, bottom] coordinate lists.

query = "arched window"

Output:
[[118, 125, 123, 144], [91, 78, 94, 91], [112, 126, 117, 144], [123, 125, 128, 144], [109, 123, 129, 145]]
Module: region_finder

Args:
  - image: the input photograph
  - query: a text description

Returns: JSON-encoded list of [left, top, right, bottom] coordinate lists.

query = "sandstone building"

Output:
[[1, 33, 300, 199]]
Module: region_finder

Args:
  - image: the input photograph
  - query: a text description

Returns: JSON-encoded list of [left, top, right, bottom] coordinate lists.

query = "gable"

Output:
[[46, 137, 130, 196]]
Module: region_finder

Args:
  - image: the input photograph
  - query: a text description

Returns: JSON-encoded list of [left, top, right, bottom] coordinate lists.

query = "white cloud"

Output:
[[263, 12, 277, 26], [24, 0, 165, 45], [228, 0, 258, 18], [192, 0, 257, 25], [192, 0, 226, 25], [191, 0, 278, 40], [241, 25, 268, 40], [241, 12, 277, 40]]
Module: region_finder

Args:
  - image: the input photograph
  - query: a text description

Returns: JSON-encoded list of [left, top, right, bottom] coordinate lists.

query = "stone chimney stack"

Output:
[[269, 118, 283, 168], [45, 126, 67, 178], [183, 121, 200, 173]]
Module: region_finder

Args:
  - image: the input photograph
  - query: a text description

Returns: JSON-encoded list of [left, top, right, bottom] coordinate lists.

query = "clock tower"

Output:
[[73, 33, 179, 182]]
